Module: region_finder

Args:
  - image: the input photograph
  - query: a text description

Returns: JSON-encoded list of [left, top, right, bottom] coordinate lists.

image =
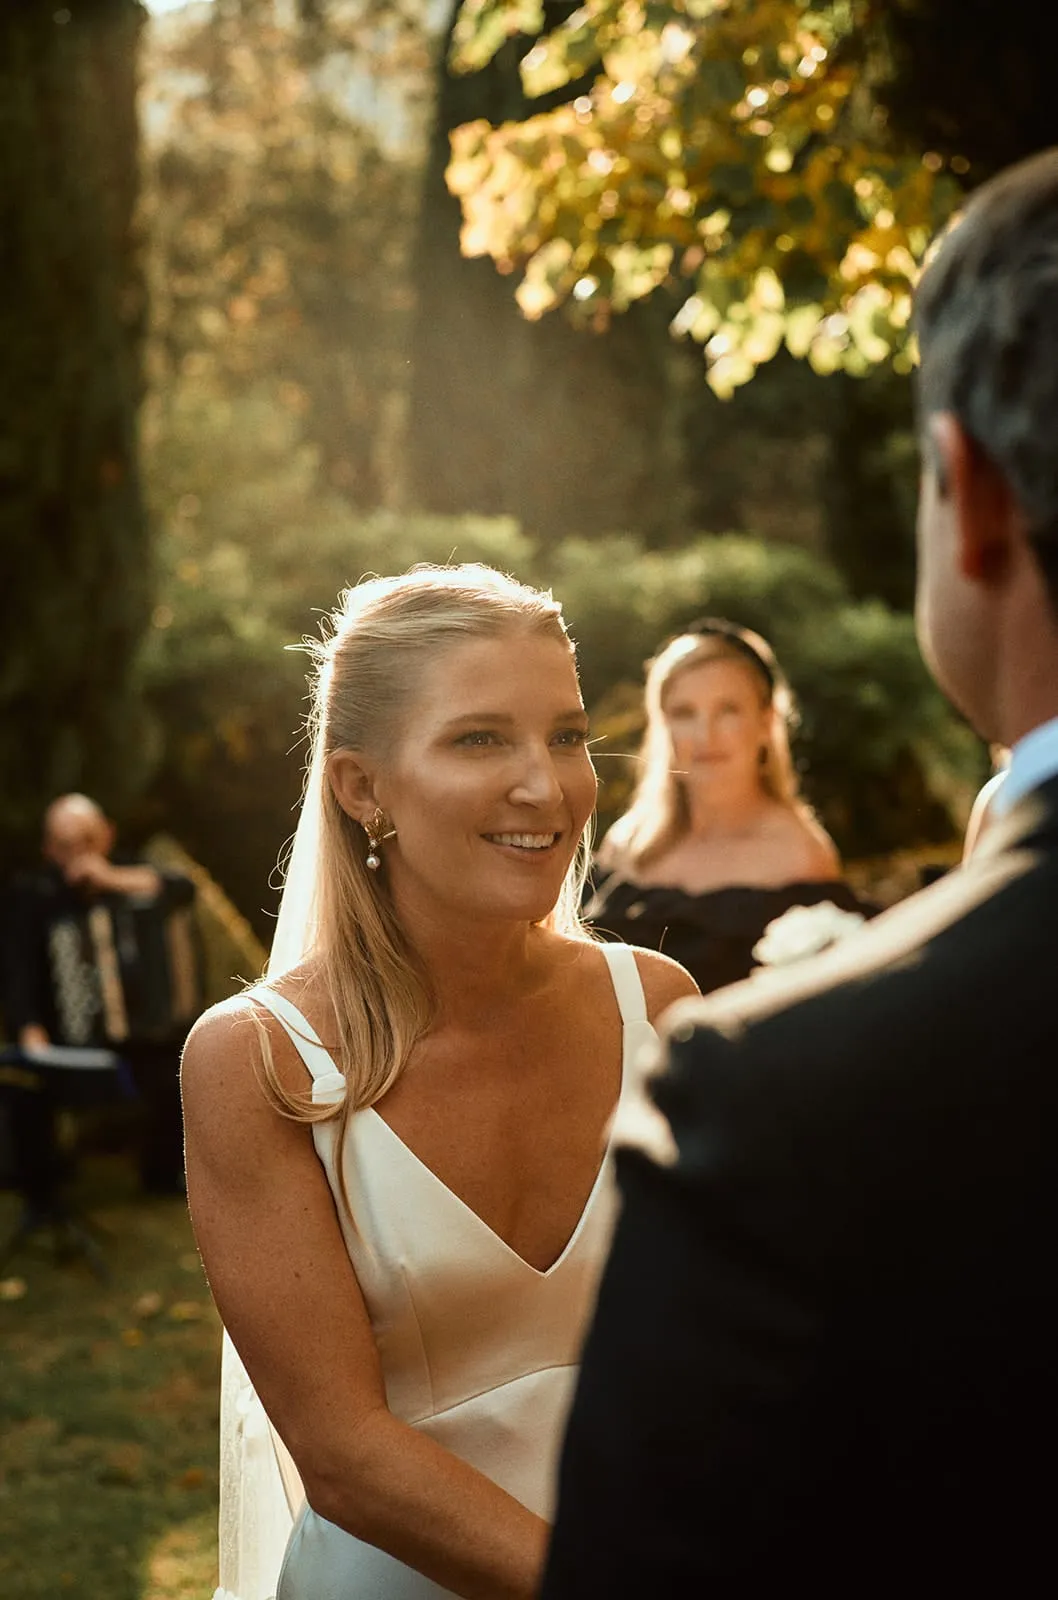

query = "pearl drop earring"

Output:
[[364, 808, 386, 871]]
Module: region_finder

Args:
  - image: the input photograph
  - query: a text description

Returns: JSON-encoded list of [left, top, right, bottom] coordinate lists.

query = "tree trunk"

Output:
[[0, 0, 150, 865]]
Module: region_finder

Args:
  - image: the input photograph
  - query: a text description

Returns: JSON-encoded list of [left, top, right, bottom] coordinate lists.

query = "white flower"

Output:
[[752, 900, 865, 968]]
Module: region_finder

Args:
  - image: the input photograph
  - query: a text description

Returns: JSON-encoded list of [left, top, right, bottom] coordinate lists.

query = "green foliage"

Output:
[[777, 599, 981, 850], [453, 0, 547, 72], [446, 0, 966, 394], [551, 531, 846, 705], [142, 0, 426, 507]]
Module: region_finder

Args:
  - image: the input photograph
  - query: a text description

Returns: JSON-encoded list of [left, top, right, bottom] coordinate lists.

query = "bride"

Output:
[[181, 564, 697, 1599]]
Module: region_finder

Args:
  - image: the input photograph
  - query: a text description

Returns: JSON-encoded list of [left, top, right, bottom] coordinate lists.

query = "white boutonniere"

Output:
[[752, 900, 866, 968]]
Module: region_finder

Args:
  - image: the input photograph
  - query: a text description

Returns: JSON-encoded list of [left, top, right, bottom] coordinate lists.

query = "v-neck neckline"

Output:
[[257, 942, 649, 1275], [363, 1103, 618, 1278]]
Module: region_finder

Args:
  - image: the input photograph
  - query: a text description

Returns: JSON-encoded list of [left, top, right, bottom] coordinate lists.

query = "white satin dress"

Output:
[[252, 941, 656, 1600]]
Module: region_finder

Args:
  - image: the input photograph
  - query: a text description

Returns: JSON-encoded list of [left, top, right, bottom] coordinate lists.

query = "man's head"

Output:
[[43, 794, 115, 874], [914, 149, 1058, 743]]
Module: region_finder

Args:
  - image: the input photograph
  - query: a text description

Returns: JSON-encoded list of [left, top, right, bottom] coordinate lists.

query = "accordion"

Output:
[[43, 878, 202, 1048]]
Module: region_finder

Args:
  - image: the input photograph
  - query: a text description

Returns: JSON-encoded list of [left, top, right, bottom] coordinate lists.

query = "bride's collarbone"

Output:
[[421, 957, 617, 1063], [396, 1015, 617, 1119], [377, 1001, 620, 1164]]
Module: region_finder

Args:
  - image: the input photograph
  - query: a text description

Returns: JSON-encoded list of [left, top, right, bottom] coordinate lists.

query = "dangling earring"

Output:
[[364, 807, 387, 871]]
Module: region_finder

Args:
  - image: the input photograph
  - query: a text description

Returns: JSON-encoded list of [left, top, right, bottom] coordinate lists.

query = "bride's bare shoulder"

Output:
[[180, 977, 319, 1107], [547, 931, 699, 1017], [626, 945, 700, 1019], [183, 990, 263, 1051]]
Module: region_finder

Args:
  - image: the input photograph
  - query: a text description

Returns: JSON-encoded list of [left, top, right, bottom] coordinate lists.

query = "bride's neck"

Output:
[[395, 897, 548, 1019]]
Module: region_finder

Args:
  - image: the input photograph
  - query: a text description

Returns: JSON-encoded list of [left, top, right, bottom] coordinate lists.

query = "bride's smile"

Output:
[[332, 630, 598, 926]]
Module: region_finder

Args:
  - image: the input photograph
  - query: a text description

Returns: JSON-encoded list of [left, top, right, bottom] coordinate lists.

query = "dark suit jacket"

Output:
[[543, 778, 1058, 1596]]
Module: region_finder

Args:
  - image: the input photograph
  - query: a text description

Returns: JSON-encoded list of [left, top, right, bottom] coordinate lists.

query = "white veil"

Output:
[[214, 732, 327, 1600]]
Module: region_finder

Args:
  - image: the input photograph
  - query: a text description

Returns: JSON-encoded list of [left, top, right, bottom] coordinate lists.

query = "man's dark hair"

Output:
[[914, 148, 1058, 614]]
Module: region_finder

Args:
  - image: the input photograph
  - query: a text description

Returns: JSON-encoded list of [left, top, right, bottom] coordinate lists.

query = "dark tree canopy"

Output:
[[880, 0, 1058, 181]]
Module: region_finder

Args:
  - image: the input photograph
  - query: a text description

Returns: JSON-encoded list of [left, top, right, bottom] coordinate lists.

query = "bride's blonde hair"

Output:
[[252, 564, 591, 1134], [601, 625, 804, 871]]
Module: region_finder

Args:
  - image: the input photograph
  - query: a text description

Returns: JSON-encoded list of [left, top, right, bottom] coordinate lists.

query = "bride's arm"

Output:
[[181, 1001, 547, 1600]]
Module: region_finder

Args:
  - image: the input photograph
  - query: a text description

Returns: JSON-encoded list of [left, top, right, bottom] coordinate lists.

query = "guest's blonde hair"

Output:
[[601, 625, 804, 870], [251, 564, 592, 1136]]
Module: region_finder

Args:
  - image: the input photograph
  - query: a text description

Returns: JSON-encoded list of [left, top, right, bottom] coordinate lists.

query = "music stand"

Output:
[[0, 1044, 135, 1282]]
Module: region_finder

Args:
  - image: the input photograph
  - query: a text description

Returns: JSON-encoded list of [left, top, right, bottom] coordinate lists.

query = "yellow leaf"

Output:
[[784, 303, 823, 357], [707, 349, 756, 399]]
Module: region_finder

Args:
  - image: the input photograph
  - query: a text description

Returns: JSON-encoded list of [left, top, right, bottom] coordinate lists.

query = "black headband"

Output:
[[681, 616, 777, 693]]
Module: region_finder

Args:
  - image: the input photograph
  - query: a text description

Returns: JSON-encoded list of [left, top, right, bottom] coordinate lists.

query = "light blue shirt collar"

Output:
[[990, 713, 1058, 815]]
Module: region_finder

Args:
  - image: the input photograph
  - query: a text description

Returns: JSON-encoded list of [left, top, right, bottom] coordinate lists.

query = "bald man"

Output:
[[2, 794, 198, 1194]]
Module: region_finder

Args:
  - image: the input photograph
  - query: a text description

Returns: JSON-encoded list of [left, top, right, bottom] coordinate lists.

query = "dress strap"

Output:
[[252, 988, 338, 1085], [598, 940, 648, 1025]]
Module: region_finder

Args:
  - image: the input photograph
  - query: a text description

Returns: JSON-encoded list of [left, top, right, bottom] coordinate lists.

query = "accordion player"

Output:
[[2, 850, 203, 1194]]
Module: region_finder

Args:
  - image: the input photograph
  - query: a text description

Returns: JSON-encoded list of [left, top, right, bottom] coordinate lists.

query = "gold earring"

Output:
[[364, 807, 387, 871]]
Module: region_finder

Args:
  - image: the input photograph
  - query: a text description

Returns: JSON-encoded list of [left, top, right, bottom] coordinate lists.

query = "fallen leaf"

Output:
[[168, 1300, 204, 1322], [134, 1291, 164, 1319]]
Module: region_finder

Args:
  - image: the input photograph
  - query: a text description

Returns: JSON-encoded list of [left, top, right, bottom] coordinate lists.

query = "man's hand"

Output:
[[63, 853, 162, 899], [63, 851, 119, 892], [18, 1023, 51, 1053]]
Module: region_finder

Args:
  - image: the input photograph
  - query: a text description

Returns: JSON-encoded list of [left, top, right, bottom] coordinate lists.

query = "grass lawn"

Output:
[[0, 1156, 221, 1600]]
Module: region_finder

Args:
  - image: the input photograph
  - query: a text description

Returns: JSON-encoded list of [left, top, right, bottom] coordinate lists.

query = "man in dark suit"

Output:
[[542, 150, 1058, 1595]]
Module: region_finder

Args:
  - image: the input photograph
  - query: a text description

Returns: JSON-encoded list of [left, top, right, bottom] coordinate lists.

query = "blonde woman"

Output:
[[181, 565, 696, 1600], [589, 619, 865, 994]]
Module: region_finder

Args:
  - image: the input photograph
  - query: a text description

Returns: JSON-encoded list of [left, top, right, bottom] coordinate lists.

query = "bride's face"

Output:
[[372, 630, 596, 926]]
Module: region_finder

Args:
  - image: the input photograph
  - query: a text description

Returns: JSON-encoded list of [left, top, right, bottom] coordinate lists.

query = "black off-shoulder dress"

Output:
[[586, 875, 873, 996]]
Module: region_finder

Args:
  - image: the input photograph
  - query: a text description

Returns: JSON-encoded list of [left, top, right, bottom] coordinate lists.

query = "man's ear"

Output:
[[930, 412, 1017, 586], [327, 750, 379, 824]]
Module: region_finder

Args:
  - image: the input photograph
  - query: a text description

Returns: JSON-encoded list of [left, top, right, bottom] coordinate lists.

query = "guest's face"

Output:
[[663, 658, 772, 799], [370, 631, 596, 926], [43, 805, 114, 876]]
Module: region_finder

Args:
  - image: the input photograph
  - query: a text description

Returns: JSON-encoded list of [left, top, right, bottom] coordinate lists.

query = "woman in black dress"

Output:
[[588, 620, 866, 994]]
